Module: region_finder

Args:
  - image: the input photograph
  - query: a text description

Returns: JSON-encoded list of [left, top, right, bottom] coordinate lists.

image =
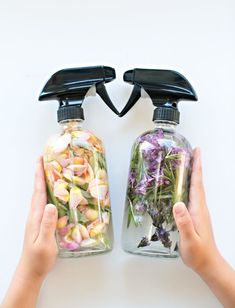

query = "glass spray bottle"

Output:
[[38, 66, 119, 257], [120, 69, 198, 257]]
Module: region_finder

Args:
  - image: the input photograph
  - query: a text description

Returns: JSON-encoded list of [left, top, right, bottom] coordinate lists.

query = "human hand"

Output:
[[173, 148, 235, 307], [2, 157, 58, 308], [173, 148, 219, 274], [18, 157, 58, 281]]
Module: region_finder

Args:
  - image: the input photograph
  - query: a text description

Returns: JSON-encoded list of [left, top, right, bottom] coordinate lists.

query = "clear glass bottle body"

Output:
[[122, 122, 192, 258], [43, 120, 113, 257]]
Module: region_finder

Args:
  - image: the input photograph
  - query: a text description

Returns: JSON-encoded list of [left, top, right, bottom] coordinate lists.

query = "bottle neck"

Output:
[[154, 121, 177, 132], [59, 119, 83, 133]]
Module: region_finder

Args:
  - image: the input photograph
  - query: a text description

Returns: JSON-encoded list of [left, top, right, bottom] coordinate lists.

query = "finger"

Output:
[[38, 204, 57, 243], [189, 147, 206, 209], [173, 202, 198, 240], [188, 148, 212, 233], [27, 157, 47, 240]]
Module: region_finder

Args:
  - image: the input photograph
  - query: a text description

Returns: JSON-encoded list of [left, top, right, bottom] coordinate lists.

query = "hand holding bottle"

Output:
[[173, 148, 235, 307], [2, 157, 58, 308]]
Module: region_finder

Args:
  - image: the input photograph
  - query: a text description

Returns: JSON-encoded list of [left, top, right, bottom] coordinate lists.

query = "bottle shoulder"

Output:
[[133, 127, 192, 153], [44, 127, 105, 156], [46, 127, 103, 143]]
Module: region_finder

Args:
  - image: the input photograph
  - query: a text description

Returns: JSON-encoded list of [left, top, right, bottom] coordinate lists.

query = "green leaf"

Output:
[[127, 198, 139, 228], [165, 154, 181, 160], [80, 189, 93, 199], [77, 209, 89, 224], [95, 152, 106, 169], [127, 207, 132, 228], [46, 184, 68, 217]]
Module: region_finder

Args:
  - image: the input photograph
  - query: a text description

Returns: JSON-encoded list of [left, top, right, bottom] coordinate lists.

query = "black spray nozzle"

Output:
[[38, 66, 119, 122], [119, 69, 198, 123]]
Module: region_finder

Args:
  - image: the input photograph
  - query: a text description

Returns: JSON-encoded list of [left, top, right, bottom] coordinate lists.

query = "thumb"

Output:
[[38, 204, 58, 243], [173, 202, 197, 241]]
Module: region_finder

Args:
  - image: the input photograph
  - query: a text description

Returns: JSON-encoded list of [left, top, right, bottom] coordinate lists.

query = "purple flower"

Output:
[[142, 147, 164, 173], [139, 129, 164, 147], [149, 227, 172, 248], [156, 129, 164, 139], [148, 208, 158, 221], [171, 147, 183, 155], [137, 236, 150, 248], [169, 147, 191, 169], [128, 170, 137, 188], [135, 180, 147, 195], [134, 202, 147, 215], [158, 228, 171, 248], [135, 175, 155, 195]]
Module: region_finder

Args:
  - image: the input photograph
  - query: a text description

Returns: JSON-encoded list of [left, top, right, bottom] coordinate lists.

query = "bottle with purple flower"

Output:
[[120, 69, 198, 257]]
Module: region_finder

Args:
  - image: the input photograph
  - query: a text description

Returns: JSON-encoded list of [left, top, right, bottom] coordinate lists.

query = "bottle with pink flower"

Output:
[[39, 66, 119, 257], [120, 69, 198, 257]]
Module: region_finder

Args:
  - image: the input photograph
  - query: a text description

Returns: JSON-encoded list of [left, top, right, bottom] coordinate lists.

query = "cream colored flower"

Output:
[[69, 187, 88, 209], [53, 179, 69, 203]]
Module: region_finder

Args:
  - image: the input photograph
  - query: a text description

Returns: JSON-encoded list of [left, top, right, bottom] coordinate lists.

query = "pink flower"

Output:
[[56, 152, 71, 168], [59, 224, 82, 251], [58, 223, 74, 236], [60, 241, 80, 251], [67, 164, 87, 176], [62, 158, 94, 186], [44, 161, 62, 186]]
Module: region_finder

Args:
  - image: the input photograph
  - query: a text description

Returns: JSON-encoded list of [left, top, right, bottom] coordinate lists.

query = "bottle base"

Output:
[[58, 247, 112, 258], [123, 247, 179, 258]]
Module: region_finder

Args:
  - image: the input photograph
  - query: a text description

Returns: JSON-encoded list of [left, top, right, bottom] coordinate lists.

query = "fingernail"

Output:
[[45, 204, 56, 216], [174, 202, 185, 216]]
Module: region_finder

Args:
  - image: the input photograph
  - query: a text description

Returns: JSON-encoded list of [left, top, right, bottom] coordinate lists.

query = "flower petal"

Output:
[[57, 216, 68, 229], [60, 240, 80, 251], [68, 164, 87, 176], [89, 179, 108, 200], [87, 221, 106, 238], [102, 212, 110, 224], [52, 133, 71, 154], [84, 209, 99, 221], [54, 179, 69, 203], [56, 153, 71, 168], [78, 224, 90, 240], [63, 168, 73, 181], [69, 187, 88, 209], [84, 163, 94, 182], [72, 176, 86, 186], [58, 223, 74, 237], [71, 225, 82, 244], [44, 161, 62, 186], [80, 238, 98, 248]]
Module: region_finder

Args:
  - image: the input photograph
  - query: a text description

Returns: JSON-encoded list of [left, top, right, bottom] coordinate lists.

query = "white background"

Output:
[[0, 0, 234, 307]]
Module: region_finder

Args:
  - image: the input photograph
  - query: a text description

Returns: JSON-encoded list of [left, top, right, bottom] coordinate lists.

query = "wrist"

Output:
[[1, 259, 44, 308], [195, 248, 224, 279], [16, 258, 45, 288]]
